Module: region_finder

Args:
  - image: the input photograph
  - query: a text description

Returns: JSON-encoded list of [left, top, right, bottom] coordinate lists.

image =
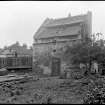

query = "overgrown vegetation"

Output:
[[63, 33, 105, 72], [61, 33, 105, 104], [83, 78, 105, 104]]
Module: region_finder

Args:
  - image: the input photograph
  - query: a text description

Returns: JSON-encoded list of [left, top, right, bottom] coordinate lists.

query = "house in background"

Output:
[[33, 11, 92, 62], [0, 49, 16, 57], [0, 42, 33, 58]]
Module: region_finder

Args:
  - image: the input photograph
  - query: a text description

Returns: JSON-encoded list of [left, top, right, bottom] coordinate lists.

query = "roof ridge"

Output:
[[34, 12, 92, 39], [51, 14, 86, 21]]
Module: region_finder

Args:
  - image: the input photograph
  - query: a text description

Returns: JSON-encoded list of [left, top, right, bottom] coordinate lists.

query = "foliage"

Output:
[[63, 33, 105, 66], [83, 78, 105, 104], [22, 43, 27, 49]]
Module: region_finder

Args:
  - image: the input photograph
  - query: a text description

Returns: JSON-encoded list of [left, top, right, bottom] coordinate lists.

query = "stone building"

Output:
[[33, 11, 92, 63]]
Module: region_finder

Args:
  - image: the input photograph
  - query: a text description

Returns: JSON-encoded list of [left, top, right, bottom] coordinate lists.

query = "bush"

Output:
[[83, 78, 105, 104]]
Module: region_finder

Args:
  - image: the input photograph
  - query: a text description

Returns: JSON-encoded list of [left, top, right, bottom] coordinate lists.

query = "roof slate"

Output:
[[34, 14, 88, 39], [35, 25, 81, 39]]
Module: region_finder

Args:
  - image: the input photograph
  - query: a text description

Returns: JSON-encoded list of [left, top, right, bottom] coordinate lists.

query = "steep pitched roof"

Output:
[[34, 13, 89, 39], [35, 25, 81, 39]]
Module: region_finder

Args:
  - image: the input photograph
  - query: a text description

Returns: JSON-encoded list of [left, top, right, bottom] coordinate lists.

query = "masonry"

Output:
[[33, 11, 92, 72]]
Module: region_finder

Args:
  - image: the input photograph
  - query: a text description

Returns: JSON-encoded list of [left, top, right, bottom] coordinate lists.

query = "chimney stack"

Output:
[[68, 13, 71, 17]]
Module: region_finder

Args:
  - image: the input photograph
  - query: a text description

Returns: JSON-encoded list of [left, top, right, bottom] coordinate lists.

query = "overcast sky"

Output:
[[0, 1, 105, 48]]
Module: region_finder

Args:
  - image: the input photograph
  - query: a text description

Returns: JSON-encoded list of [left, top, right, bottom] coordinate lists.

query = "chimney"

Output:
[[87, 11, 92, 35], [68, 13, 71, 17]]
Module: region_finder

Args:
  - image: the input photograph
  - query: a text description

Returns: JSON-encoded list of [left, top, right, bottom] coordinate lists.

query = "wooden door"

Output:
[[51, 57, 61, 76]]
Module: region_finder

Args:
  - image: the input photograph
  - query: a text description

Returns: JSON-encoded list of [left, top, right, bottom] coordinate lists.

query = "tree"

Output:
[[4, 46, 8, 50], [22, 43, 27, 49], [16, 41, 20, 46], [63, 33, 105, 72]]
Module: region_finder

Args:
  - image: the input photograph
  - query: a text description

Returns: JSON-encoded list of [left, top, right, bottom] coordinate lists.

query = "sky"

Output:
[[0, 1, 105, 48]]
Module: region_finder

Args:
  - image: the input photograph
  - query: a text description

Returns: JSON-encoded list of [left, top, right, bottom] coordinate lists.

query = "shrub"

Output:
[[83, 78, 105, 104]]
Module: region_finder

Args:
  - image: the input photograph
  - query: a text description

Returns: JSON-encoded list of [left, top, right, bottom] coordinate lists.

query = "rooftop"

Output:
[[44, 14, 87, 27], [34, 11, 92, 39]]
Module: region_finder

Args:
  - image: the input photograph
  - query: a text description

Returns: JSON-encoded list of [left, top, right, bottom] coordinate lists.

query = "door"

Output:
[[51, 57, 61, 76]]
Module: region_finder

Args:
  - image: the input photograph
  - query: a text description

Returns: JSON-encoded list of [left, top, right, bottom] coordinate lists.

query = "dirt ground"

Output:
[[0, 76, 88, 104]]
